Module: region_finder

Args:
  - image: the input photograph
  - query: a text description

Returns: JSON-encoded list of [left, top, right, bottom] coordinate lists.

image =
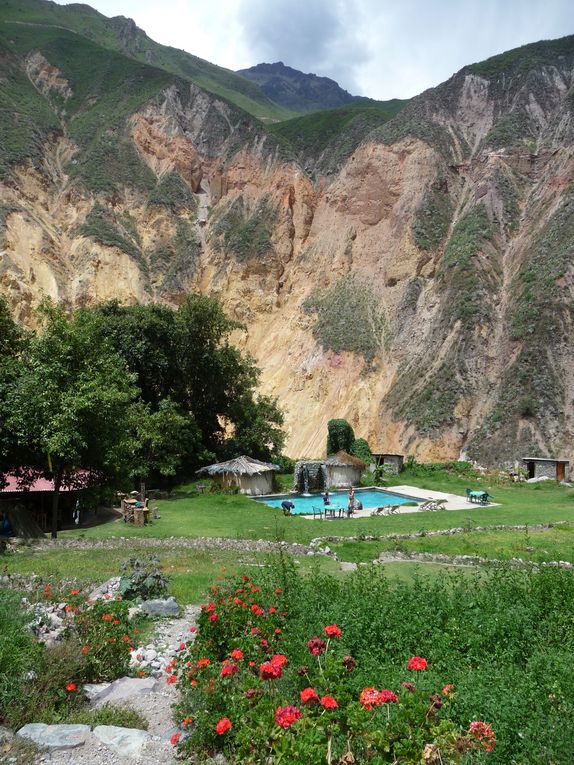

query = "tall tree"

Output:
[[3, 302, 139, 538]]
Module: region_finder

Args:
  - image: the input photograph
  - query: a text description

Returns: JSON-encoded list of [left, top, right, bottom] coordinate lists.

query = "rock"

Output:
[[83, 682, 111, 701], [140, 597, 179, 617], [93, 725, 151, 758], [16, 723, 90, 749], [0, 725, 14, 743], [90, 677, 158, 707], [339, 561, 357, 571], [144, 649, 157, 661]]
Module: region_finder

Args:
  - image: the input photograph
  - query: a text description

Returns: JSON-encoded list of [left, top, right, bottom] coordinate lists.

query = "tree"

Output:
[[350, 437, 372, 465], [2, 302, 140, 538], [327, 419, 355, 455], [223, 393, 285, 461]]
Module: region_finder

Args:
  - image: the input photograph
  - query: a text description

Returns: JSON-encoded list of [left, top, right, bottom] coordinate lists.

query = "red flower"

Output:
[[207, 603, 216, 612], [259, 661, 281, 680], [275, 705, 301, 729], [102, 614, 113, 621], [379, 689, 398, 704], [179, 642, 186, 651], [269, 607, 276, 613], [170, 733, 181, 746], [220, 662, 238, 678], [66, 683, 77, 692], [469, 721, 495, 752], [275, 587, 281, 594], [208, 612, 218, 623], [251, 627, 260, 635], [275, 628, 282, 634], [233, 597, 242, 605], [307, 636, 327, 655], [270, 653, 288, 669], [216, 717, 232, 735], [242, 575, 250, 581], [320, 695, 338, 709], [230, 649, 244, 660], [65, 605, 74, 612], [359, 687, 383, 710], [197, 658, 210, 668], [189, 626, 197, 633], [81, 645, 89, 655], [113, 619, 120, 626], [407, 656, 428, 671], [442, 684, 455, 696], [324, 624, 342, 638], [182, 717, 193, 726], [300, 687, 319, 705], [167, 674, 177, 684], [70, 589, 80, 596]]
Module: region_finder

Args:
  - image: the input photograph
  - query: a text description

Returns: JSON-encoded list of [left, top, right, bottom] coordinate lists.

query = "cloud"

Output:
[[54, 0, 574, 100], [236, 0, 370, 93]]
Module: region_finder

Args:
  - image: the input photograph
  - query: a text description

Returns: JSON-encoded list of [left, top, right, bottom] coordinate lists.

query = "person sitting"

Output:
[[281, 500, 295, 516], [354, 498, 363, 512], [322, 491, 330, 506]]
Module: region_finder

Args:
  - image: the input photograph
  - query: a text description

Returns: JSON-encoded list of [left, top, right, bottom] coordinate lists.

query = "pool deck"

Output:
[[300, 485, 496, 520]]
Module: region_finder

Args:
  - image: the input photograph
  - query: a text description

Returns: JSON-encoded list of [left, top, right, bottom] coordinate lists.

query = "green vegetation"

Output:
[[304, 275, 386, 364], [0, 0, 295, 123], [211, 196, 276, 262], [494, 169, 520, 234], [269, 101, 407, 159], [78, 204, 143, 262], [438, 204, 496, 327], [373, 109, 460, 161], [327, 419, 355, 455], [467, 34, 574, 78], [411, 180, 453, 250], [67, 703, 148, 730], [150, 219, 201, 294], [149, 172, 196, 211], [483, 110, 532, 150]]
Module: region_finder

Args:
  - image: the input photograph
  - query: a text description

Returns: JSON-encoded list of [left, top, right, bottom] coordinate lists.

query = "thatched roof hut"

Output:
[[324, 451, 366, 488], [197, 456, 279, 495]]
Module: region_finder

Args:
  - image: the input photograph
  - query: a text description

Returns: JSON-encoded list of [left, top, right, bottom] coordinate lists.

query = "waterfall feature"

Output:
[[293, 461, 327, 494]]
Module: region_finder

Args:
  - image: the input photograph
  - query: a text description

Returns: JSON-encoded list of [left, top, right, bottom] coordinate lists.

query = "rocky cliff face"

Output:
[[1, 26, 574, 464]]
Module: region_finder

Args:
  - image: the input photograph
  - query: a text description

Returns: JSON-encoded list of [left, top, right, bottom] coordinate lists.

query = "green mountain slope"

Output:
[[0, 0, 295, 122]]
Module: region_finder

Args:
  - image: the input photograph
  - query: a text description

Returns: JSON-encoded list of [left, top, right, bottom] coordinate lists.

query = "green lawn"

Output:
[[62, 474, 574, 547]]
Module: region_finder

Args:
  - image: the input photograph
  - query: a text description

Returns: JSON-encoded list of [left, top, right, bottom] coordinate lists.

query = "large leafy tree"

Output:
[[2, 302, 140, 538], [0, 297, 26, 487]]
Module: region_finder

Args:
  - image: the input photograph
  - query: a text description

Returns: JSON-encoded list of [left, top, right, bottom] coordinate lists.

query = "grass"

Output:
[[330, 523, 574, 564], [67, 702, 148, 730]]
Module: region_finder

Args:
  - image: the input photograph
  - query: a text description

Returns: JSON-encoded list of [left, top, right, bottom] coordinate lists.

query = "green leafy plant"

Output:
[[118, 556, 171, 601], [327, 419, 355, 455]]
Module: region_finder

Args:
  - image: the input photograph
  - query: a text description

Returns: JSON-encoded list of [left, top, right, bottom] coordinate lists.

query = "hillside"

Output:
[[1, 6, 573, 466], [0, 0, 295, 121], [238, 61, 371, 113]]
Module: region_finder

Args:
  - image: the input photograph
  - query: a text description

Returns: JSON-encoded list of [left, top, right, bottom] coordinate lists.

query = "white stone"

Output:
[[93, 726, 151, 758], [90, 677, 158, 707], [17, 723, 90, 750]]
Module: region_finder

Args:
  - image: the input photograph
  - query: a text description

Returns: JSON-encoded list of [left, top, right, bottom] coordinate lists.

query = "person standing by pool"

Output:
[[323, 491, 330, 506], [347, 488, 355, 517], [281, 500, 295, 516]]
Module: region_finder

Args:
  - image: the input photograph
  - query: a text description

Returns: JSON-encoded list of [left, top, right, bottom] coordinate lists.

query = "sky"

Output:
[[54, 0, 573, 100]]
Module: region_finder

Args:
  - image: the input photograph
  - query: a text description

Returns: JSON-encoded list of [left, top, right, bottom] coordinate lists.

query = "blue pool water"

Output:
[[254, 489, 419, 515]]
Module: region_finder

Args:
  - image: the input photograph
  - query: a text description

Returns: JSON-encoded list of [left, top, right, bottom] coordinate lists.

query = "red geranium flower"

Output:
[[170, 733, 181, 746], [469, 721, 495, 752], [275, 587, 281, 594], [251, 627, 260, 635], [207, 603, 216, 612], [220, 662, 238, 678], [70, 589, 80, 596], [359, 687, 383, 710], [270, 653, 288, 669], [259, 661, 281, 680], [182, 717, 193, 726], [179, 642, 186, 651], [197, 658, 210, 668], [230, 649, 244, 660], [307, 636, 327, 655], [66, 683, 77, 692], [216, 717, 232, 735], [407, 656, 428, 671], [320, 695, 338, 709], [208, 612, 218, 623], [167, 674, 177, 684], [300, 687, 319, 705], [379, 689, 398, 703], [442, 683, 455, 696], [324, 624, 342, 638], [275, 705, 301, 729], [102, 614, 113, 621], [82, 645, 89, 655]]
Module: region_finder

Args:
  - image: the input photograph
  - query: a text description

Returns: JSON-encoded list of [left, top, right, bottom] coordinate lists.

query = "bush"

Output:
[[327, 419, 355, 455], [350, 437, 372, 465], [119, 556, 171, 601]]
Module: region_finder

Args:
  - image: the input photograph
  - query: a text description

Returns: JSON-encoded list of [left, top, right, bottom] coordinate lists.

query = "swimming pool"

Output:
[[253, 488, 419, 515]]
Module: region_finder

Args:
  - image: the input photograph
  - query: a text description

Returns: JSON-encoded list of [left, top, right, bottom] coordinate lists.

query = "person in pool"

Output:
[[322, 491, 330, 506], [281, 500, 295, 516]]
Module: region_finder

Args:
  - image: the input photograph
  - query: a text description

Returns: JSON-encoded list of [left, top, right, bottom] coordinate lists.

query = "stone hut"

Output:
[[324, 451, 366, 489], [371, 453, 404, 474], [522, 457, 570, 482], [196, 456, 279, 495]]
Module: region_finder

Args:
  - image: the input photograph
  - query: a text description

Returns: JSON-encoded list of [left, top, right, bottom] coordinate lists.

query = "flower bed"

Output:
[[172, 574, 494, 764]]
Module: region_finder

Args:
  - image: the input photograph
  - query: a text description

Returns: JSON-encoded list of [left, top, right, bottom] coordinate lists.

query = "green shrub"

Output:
[[411, 180, 453, 250], [78, 204, 143, 263], [67, 702, 148, 730], [304, 275, 386, 364], [74, 598, 137, 682], [119, 555, 170, 600], [327, 419, 355, 455], [149, 172, 196, 211], [350, 437, 372, 465]]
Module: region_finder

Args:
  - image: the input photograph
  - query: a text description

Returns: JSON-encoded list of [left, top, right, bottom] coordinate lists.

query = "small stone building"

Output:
[[196, 456, 279, 495], [371, 453, 404, 474], [522, 457, 570, 482]]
